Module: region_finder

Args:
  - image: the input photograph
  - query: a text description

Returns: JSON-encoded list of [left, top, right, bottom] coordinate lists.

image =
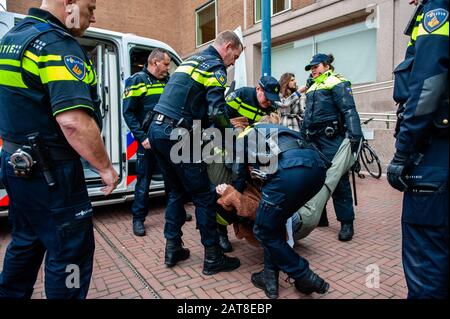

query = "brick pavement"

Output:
[[0, 176, 407, 299]]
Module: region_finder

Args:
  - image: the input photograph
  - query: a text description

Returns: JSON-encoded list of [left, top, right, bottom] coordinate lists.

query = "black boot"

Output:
[[251, 269, 279, 299], [165, 239, 190, 268], [294, 269, 330, 295], [317, 209, 329, 227], [338, 222, 354, 241], [133, 220, 146, 236], [202, 245, 240, 275], [217, 225, 232, 253]]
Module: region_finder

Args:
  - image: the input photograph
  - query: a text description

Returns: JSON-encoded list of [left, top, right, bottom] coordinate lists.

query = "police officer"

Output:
[[0, 0, 118, 299], [388, 0, 448, 299], [216, 75, 281, 252], [301, 53, 362, 241], [229, 119, 330, 299], [225, 75, 280, 124], [148, 31, 243, 274], [123, 49, 192, 237]]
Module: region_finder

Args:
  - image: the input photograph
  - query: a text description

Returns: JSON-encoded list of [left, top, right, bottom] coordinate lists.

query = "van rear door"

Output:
[[0, 11, 19, 213], [78, 36, 125, 194]]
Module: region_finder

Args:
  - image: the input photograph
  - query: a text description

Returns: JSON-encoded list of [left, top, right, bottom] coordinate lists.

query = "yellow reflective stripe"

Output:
[[216, 212, 229, 226], [39, 66, 90, 84], [53, 104, 94, 116], [227, 99, 241, 110], [0, 59, 20, 67], [28, 15, 47, 23], [411, 24, 419, 42], [0, 70, 27, 88], [238, 126, 254, 139], [306, 75, 345, 94], [239, 105, 263, 122], [24, 50, 62, 63], [22, 57, 39, 76], [228, 98, 263, 121], [175, 61, 224, 86], [146, 87, 164, 96], [191, 71, 223, 87], [147, 83, 165, 88], [124, 86, 147, 98], [417, 21, 449, 37], [175, 65, 195, 74], [416, 14, 423, 22], [129, 83, 146, 90], [195, 68, 214, 77]]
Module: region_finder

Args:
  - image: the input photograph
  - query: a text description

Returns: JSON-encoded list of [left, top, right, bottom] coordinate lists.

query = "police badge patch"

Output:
[[423, 8, 449, 33], [124, 87, 131, 98], [215, 71, 227, 86], [64, 55, 86, 81], [225, 91, 237, 102], [346, 86, 353, 96]]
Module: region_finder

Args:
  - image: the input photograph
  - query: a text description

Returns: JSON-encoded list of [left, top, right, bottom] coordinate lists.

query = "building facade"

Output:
[[6, 0, 415, 166]]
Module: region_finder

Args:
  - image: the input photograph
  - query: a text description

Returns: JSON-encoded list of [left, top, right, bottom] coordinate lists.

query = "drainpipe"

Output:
[[261, 0, 271, 76]]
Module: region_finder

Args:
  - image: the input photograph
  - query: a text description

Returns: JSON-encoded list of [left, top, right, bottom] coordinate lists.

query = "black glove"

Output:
[[350, 137, 361, 154], [387, 151, 410, 192]]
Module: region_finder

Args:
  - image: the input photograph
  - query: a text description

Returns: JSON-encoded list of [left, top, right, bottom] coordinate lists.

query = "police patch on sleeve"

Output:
[[225, 91, 237, 102], [64, 55, 86, 81], [423, 8, 449, 33], [215, 71, 227, 86], [346, 86, 353, 96], [124, 87, 131, 98]]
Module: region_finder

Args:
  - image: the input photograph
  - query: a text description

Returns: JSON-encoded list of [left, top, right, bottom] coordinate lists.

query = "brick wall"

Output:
[[6, 0, 183, 54], [292, 0, 315, 11], [6, 0, 316, 57]]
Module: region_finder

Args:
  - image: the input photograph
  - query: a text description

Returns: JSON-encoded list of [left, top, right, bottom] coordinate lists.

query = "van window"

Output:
[[129, 47, 178, 76]]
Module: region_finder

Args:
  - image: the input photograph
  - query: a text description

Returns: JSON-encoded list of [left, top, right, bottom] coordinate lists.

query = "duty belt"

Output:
[[152, 113, 192, 130], [2, 140, 78, 161], [305, 120, 342, 138]]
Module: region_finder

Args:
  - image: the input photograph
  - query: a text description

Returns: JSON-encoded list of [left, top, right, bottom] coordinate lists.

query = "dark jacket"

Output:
[[153, 46, 231, 129], [122, 67, 168, 143], [393, 0, 449, 153], [0, 8, 98, 152], [301, 70, 362, 141], [225, 87, 271, 124]]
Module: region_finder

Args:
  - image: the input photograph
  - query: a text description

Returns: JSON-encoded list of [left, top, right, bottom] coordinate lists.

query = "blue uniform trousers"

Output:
[[148, 122, 219, 247], [314, 134, 355, 223], [0, 151, 94, 299], [131, 145, 157, 222], [253, 158, 326, 279], [402, 136, 449, 299]]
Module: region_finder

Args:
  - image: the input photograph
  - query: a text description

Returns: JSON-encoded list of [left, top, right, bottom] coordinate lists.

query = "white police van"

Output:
[[0, 10, 183, 216]]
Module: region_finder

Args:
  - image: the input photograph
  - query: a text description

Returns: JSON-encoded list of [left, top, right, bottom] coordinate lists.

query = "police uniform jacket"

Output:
[[0, 8, 99, 154], [232, 123, 328, 193], [393, 0, 449, 154], [122, 67, 168, 143], [301, 70, 362, 141], [225, 87, 271, 124], [153, 46, 230, 129]]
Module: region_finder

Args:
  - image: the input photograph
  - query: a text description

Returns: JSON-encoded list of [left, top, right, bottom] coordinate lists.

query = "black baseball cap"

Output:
[[305, 53, 329, 71], [259, 76, 281, 102]]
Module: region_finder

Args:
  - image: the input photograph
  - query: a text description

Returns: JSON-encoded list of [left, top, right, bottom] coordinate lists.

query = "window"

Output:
[[255, 0, 291, 23], [196, 1, 216, 47], [271, 22, 377, 85], [129, 47, 178, 76]]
